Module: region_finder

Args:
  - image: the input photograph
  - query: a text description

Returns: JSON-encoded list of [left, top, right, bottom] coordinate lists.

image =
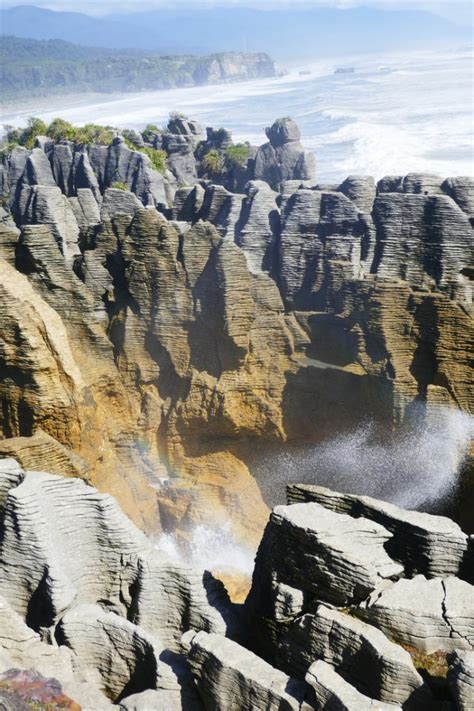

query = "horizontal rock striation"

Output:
[[357, 575, 474, 653], [183, 630, 311, 710], [448, 651, 474, 710], [287, 484, 471, 580], [278, 605, 428, 707]]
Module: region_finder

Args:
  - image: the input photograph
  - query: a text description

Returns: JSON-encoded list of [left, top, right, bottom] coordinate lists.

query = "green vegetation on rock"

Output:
[[225, 143, 250, 168], [202, 149, 224, 176]]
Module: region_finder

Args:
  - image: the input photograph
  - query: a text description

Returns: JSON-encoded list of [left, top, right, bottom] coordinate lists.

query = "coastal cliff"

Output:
[[0, 36, 278, 99], [0, 115, 473, 545]]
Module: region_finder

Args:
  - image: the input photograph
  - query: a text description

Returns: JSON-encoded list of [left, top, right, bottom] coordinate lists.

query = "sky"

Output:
[[1, 0, 473, 24]]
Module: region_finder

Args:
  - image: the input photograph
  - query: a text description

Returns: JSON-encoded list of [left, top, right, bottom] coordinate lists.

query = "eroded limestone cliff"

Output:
[[0, 117, 472, 543]]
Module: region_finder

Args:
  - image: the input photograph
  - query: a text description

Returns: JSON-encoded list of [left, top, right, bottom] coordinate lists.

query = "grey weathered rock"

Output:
[[402, 173, 444, 195], [0, 595, 112, 710], [0, 462, 237, 707], [120, 688, 202, 710], [448, 651, 474, 711], [279, 605, 430, 708], [254, 118, 316, 191], [68, 188, 100, 232], [372, 192, 473, 297], [22, 147, 56, 188], [377, 175, 404, 193], [88, 137, 168, 208], [183, 630, 310, 710], [358, 575, 474, 653], [58, 603, 160, 702], [5, 146, 29, 199], [17, 185, 80, 262], [73, 149, 101, 202], [305, 660, 402, 710], [173, 183, 205, 221], [0, 468, 148, 628], [245, 501, 403, 659], [49, 142, 74, 194], [278, 188, 366, 309], [199, 184, 244, 240], [286, 484, 469, 579], [235, 180, 279, 273], [167, 115, 203, 142], [442, 176, 474, 217], [338, 175, 376, 214], [163, 132, 197, 185], [0, 458, 24, 510], [100, 187, 143, 219]]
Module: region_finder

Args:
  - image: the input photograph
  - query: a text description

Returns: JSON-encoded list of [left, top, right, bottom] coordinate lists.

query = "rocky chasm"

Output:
[[0, 114, 472, 550]]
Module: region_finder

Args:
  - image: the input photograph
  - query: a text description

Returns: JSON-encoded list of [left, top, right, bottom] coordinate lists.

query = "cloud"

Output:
[[2, 0, 472, 24]]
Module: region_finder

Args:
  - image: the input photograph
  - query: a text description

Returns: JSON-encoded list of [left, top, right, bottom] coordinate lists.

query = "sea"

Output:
[[2, 47, 473, 182]]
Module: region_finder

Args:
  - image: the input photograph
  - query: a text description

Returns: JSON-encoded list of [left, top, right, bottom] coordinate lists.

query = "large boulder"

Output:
[[245, 501, 403, 659], [254, 118, 316, 191], [286, 484, 470, 580]]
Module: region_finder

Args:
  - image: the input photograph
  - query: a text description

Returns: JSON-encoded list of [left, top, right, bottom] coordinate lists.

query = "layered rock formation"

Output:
[[0, 459, 472, 709], [0, 115, 472, 546]]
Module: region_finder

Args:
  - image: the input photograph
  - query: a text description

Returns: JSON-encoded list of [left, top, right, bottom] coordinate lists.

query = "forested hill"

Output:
[[1, 36, 277, 100]]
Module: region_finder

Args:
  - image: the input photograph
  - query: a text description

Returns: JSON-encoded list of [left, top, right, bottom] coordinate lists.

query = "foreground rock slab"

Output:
[[305, 660, 402, 710], [278, 604, 431, 708], [358, 575, 474, 653], [287, 484, 470, 580], [183, 630, 311, 710]]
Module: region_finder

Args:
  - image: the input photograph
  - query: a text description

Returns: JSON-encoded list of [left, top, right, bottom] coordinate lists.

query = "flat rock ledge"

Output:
[[0, 457, 472, 709]]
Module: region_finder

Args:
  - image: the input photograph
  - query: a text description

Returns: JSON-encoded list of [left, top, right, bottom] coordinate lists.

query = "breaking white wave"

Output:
[[254, 406, 474, 511], [155, 522, 255, 575], [3, 47, 473, 182]]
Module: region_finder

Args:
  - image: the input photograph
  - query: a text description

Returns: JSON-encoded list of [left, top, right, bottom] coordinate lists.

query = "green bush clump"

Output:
[[111, 181, 128, 191], [47, 119, 114, 145], [3, 116, 48, 148], [201, 148, 223, 176], [46, 117, 76, 142], [74, 123, 115, 145], [225, 143, 250, 169], [123, 136, 167, 173], [140, 145, 167, 173]]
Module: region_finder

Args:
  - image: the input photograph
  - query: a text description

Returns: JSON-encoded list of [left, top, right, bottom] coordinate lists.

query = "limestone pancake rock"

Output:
[[0, 457, 472, 708]]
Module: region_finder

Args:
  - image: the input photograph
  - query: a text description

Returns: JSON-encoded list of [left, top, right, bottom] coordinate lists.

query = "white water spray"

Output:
[[155, 522, 255, 576], [255, 406, 474, 510]]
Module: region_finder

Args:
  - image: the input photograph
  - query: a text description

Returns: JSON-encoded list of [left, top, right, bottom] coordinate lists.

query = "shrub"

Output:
[[225, 143, 250, 169], [140, 146, 167, 173], [46, 118, 76, 142], [201, 148, 223, 176], [111, 181, 128, 191], [8, 116, 49, 148], [74, 123, 114, 145]]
